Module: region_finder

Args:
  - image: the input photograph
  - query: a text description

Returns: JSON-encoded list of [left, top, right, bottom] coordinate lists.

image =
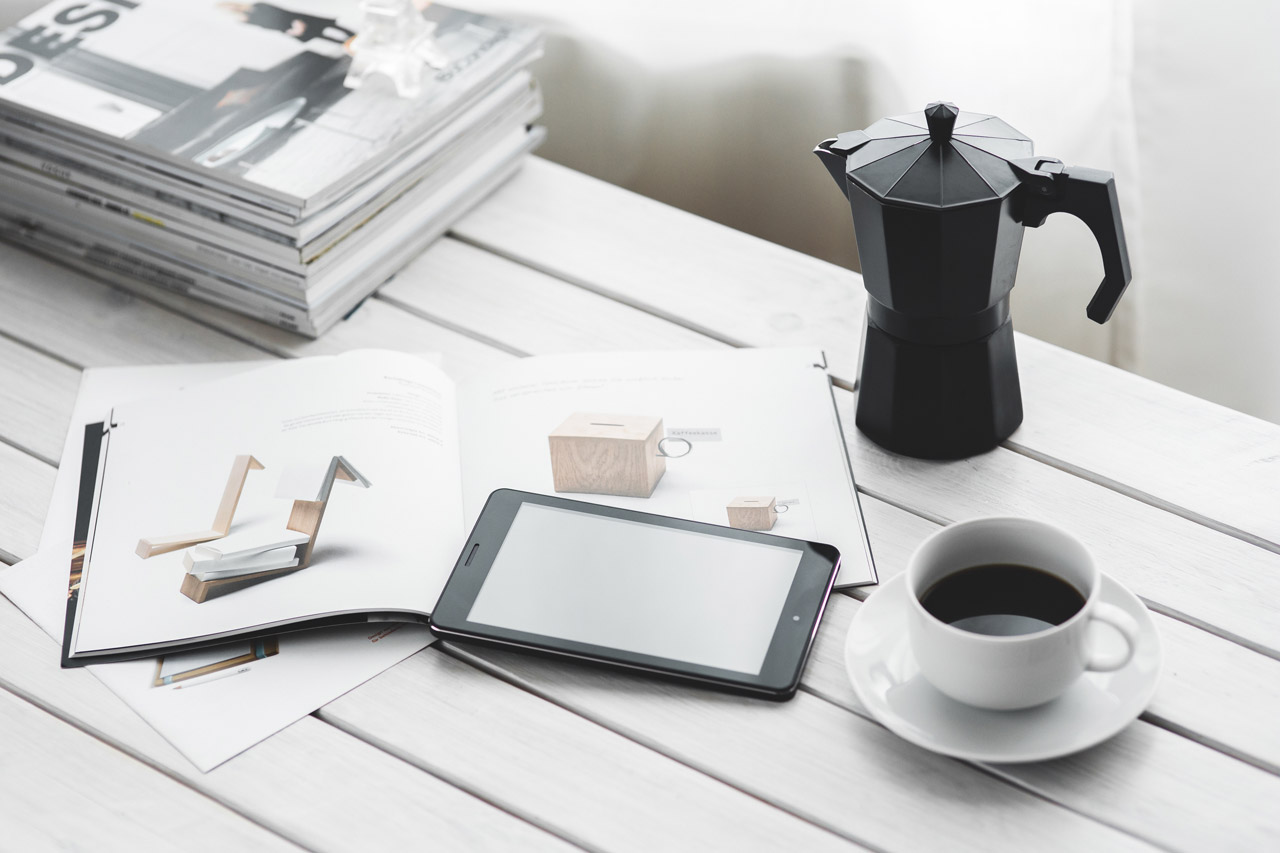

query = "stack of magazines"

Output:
[[0, 1, 544, 336]]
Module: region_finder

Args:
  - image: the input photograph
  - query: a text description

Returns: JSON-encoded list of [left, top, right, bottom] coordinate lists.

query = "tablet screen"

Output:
[[465, 502, 803, 675]]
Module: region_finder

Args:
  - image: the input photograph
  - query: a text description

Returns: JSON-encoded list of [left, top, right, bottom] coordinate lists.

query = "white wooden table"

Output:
[[2, 157, 1279, 852]]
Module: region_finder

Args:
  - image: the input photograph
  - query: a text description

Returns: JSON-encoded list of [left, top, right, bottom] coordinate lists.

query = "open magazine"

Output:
[[0, 361, 436, 772], [62, 349, 876, 665]]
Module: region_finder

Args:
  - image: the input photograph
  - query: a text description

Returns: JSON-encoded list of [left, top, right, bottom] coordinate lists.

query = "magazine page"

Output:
[[67, 349, 464, 660], [0, 361, 433, 771], [0, 1, 540, 208], [455, 349, 877, 587]]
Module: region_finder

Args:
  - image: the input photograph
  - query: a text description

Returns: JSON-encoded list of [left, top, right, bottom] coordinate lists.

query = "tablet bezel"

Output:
[[429, 489, 841, 700]]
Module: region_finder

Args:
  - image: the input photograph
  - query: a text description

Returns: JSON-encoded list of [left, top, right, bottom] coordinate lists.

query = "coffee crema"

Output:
[[918, 563, 1087, 636]]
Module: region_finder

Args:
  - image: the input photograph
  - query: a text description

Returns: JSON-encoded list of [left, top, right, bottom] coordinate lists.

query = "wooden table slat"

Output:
[[0, 442, 53, 564], [836, 386, 1280, 658], [0, 243, 266, 366], [802, 596, 1280, 853], [1014, 336, 1280, 549], [0, 595, 577, 853], [445, 643, 1158, 853], [322, 647, 864, 853], [0, 687, 302, 852], [113, 266, 518, 384], [451, 159, 866, 376], [380, 236, 727, 355], [0, 334, 80, 465]]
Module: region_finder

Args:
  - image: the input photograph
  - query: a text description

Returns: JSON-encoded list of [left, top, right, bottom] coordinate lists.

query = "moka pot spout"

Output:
[[813, 130, 870, 200]]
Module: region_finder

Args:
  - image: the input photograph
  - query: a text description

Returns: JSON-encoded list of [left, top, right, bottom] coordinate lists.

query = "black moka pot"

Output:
[[815, 102, 1132, 459]]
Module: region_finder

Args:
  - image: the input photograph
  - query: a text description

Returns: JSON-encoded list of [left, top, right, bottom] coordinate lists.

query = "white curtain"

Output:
[[1127, 0, 1280, 422], [471, 0, 1280, 424]]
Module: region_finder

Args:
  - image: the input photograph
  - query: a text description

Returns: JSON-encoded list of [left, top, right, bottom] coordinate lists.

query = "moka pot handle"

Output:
[[1011, 157, 1133, 324]]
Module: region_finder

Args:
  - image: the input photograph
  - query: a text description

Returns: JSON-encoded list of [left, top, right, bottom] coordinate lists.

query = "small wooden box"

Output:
[[727, 496, 778, 531], [549, 413, 667, 498]]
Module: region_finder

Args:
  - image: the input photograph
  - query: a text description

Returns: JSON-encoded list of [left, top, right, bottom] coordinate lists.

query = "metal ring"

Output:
[[774, 503, 789, 514], [656, 436, 692, 458]]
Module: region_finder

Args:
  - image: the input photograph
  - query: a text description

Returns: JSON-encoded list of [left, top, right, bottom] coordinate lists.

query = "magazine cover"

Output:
[[0, 0, 541, 211]]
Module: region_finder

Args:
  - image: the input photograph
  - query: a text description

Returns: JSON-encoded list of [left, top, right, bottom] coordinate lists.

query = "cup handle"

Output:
[[1084, 602, 1140, 672]]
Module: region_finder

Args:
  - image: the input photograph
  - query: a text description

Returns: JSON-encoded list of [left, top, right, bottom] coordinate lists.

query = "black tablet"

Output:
[[430, 489, 841, 700]]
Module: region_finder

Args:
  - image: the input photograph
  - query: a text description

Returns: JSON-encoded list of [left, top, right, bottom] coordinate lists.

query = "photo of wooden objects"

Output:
[[152, 637, 280, 687], [180, 456, 371, 603], [549, 412, 690, 498], [136, 454, 264, 558], [726, 496, 785, 531]]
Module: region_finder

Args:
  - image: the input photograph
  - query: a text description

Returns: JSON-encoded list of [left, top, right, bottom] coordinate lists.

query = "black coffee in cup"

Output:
[[919, 563, 1086, 636]]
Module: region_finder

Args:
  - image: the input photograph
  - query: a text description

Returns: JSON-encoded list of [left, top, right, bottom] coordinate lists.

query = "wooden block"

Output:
[[178, 458, 369, 601], [548, 413, 666, 498], [135, 529, 222, 559], [180, 565, 304, 604], [135, 454, 264, 558], [727, 496, 778, 531], [286, 498, 328, 568], [211, 455, 265, 534]]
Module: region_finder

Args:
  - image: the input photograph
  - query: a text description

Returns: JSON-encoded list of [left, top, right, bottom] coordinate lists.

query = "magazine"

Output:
[[0, 71, 542, 267], [0, 360, 436, 771], [0, 0, 543, 217], [61, 348, 876, 665], [0, 121, 545, 334]]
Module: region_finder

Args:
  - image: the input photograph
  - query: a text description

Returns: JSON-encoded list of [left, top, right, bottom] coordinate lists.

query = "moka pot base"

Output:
[[856, 301, 1022, 460]]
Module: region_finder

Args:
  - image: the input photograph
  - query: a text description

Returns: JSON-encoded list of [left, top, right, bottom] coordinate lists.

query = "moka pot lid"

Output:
[[828, 101, 1034, 208]]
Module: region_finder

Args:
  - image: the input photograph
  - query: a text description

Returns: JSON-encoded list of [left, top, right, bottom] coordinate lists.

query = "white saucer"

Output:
[[844, 573, 1162, 763]]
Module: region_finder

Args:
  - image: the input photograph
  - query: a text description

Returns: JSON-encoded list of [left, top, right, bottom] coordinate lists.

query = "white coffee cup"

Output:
[[905, 517, 1139, 710]]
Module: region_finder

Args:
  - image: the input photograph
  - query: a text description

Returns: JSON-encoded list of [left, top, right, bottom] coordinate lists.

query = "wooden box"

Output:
[[549, 413, 667, 498], [727, 496, 778, 531]]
